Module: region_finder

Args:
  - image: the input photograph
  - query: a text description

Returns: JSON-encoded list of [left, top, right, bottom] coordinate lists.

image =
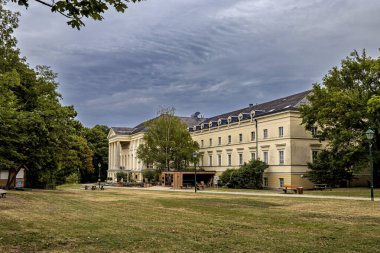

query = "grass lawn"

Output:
[[208, 187, 380, 198], [1, 187, 380, 253]]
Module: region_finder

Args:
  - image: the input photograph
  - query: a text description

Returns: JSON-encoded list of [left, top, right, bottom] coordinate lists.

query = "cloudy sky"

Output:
[[11, 0, 380, 127]]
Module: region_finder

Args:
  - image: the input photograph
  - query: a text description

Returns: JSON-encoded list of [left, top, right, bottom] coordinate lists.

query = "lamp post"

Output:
[[365, 128, 375, 201], [193, 151, 198, 193], [98, 163, 101, 188]]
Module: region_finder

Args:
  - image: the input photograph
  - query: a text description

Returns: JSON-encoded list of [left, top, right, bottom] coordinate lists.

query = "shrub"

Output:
[[220, 160, 268, 189], [65, 172, 79, 184], [142, 169, 158, 182]]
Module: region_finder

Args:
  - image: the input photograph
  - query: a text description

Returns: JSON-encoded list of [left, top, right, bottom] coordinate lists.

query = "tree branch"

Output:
[[34, 0, 70, 18]]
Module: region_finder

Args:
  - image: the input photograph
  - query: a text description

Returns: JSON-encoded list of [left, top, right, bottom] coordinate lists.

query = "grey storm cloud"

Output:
[[11, 0, 380, 127]]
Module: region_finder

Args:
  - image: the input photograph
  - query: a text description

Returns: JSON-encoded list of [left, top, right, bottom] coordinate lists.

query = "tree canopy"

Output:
[[300, 50, 380, 186], [137, 108, 199, 171], [0, 1, 108, 188], [11, 0, 142, 29]]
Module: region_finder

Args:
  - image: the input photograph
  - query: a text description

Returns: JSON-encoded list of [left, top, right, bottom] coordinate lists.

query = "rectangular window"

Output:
[[201, 140, 204, 147], [228, 154, 232, 166], [218, 154, 222, 166], [209, 138, 212, 147], [312, 150, 319, 161], [251, 131, 256, 141], [279, 150, 284, 165], [279, 127, 284, 137], [263, 129, 268, 139], [264, 177, 268, 187], [251, 152, 256, 161], [239, 153, 243, 165], [209, 155, 212, 166], [239, 133, 243, 143], [218, 137, 221, 145], [228, 135, 231, 144], [263, 151, 269, 164], [311, 127, 318, 136], [279, 178, 284, 187]]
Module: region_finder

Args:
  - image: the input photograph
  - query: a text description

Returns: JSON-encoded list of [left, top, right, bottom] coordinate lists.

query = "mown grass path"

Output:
[[0, 188, 379, 252]]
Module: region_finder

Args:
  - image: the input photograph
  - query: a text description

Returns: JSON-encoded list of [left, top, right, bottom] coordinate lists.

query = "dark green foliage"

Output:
[[142, 169, 158, 182], [11, 0, 142, 29], [220, 160, 268, 189], [306, 149, 356, 187], [300, 50, 380, 186], [82, 125, 109, 182], [0, 1, 98, 188]]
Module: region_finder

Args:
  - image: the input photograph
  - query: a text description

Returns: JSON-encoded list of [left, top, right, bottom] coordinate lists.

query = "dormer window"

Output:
[[250, 110, 256, 121], [218, 119, 222, 126], [227, 116, 232, 124], [238, 113, 243, 121]]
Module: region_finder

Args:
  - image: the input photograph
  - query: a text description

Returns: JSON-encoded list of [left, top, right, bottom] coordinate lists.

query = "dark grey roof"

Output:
[[111, 127, 134, 135], [200, 90, 311, 124], [111, 90, 311, 136], [111, 116, 205, 136]]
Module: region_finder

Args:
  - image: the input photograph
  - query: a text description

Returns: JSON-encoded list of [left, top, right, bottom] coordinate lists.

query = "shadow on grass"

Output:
[[155, 197, 286, 210]]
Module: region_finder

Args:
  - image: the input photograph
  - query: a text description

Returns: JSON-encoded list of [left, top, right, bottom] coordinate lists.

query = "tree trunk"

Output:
[[5, 167, 21, 189]]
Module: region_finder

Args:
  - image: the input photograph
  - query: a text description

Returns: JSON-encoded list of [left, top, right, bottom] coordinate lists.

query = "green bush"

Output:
[[142, 169, 159, 182], [220, 160, 268, 189], [65, 172, 79, 184]]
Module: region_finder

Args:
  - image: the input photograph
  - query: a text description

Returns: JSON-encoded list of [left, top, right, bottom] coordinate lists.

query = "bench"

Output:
[[314, 184, 331, 191], [283, 185, 298, 194], [0, 189, 7, 198]]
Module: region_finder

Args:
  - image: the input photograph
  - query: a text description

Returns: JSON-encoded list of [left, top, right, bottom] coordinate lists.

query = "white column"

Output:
[[108, 143, 111, 171]]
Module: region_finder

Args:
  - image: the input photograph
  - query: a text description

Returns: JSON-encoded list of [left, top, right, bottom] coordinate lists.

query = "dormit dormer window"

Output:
[[250, 110, 256, 121]]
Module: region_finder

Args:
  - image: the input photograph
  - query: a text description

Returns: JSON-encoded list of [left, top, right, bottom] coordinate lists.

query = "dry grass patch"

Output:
[[1, 188, 380, 253]]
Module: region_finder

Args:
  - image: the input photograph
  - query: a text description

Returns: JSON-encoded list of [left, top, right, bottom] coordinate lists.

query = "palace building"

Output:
[[107, 90, 327, 188]]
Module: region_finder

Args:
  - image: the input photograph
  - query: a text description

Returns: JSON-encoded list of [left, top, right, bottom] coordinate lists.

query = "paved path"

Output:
[[105, 185, 379, 201]]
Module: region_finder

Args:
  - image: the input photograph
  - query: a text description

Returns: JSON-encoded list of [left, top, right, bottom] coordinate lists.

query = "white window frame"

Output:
[[239, 153, 243, 165], [218, 137, 221, 146], [263, 151, 269, 164], [263, 129, 268, 139], [251, 152, 256, 161], [251, 131, 255, 141], [218, 154, 222, 166], [227, 154, 232, 166], [279, 150, 284, 165], [279, 127, 284, 137]]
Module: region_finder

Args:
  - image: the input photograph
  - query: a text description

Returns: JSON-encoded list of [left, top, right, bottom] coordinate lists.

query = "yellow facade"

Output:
[[107, 91, 333, 188], [191, 111, 324, 188]]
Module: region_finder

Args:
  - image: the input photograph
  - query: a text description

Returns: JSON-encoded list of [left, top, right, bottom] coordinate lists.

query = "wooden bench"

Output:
[[0, 189, 7, 198], [283, 185, 298, 194]]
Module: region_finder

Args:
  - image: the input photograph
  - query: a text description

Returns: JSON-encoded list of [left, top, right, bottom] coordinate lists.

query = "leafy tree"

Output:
[[10, 0, 142, 29], [0, 1, 94, 188], [142, 169, 158, 182], [137, 108, 199, 171], [220, 160, 268, 189], [305, 149, 356, 187], [82, 125, 109, 182], [300, 50, 380, 186]]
